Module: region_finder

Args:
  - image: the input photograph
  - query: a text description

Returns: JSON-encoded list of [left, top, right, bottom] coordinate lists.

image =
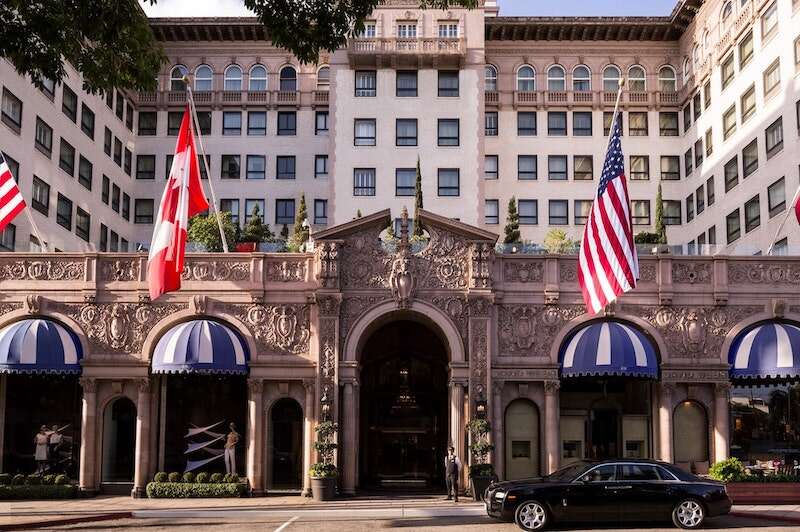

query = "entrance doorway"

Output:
[[359, 319, 449, 491], [271, 398, 303, 489], [589, 406, 619, 460], [505, 399, 540, 480], [101, 397, 136, 483]]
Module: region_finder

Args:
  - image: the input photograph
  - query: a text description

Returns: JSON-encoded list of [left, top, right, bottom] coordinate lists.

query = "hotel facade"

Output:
[[0, 0, 799, 497]]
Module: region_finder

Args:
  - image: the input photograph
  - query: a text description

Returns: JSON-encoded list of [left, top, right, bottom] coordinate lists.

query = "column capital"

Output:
[[544, 380, 560, 394], [714, 382, 731, 398], [449, 378, 469, 388], [492, 380, 504, 397], [79, 377, 97, 393], [137, 377, 151, 394], [662, 382, 677, 396], [247, 378, 264, 395], [302, 378, 316, 392]]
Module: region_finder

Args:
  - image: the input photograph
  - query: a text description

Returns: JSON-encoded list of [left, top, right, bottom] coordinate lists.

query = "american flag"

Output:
[[578, 114, 639, 314], [0, 152, 26, 231]]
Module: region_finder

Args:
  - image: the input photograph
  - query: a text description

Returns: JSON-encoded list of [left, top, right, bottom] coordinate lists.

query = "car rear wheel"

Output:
[[515, 501, 549, 531], [672, 499, 705, 529]]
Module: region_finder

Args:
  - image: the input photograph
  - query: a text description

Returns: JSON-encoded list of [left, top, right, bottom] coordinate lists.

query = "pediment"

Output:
[[312, 209, 391, 241], [417, 210, 498, 244]]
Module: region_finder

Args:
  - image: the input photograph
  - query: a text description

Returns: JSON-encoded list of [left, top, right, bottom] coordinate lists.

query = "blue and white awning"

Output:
[[560, 320, 659, 379], [152, 320, 248, 375], [0, 319, 83, 375], [729, 321, 800, 381]]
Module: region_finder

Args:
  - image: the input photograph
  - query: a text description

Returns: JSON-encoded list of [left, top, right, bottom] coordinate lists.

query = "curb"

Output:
[[730, 511, 800, 525], [0, 512, 132, 531]]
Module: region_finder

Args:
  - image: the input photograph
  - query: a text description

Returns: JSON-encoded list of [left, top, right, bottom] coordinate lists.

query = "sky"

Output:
[[140, 0, 680, 18]]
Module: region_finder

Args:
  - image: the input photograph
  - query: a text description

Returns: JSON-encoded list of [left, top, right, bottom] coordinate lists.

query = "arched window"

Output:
[[280, 66, 297, 92], [170, 65, 188, 91], [692, 44, 701, 66], [516, 65, 535, 92], [572, 65, 591, 91], [702, 31, 710, 54], [721, 1, 733, 32], [547, 65, 566, 91], [658, 66, 677, 92], [602, 65, 621, 92], [224, 65, 242, 91], [249, 65, 268, 91], [485, 65, 498, 91], [628, 65, 646, 92], [316, 66, 330, 90], [194, 65, 213, 91]]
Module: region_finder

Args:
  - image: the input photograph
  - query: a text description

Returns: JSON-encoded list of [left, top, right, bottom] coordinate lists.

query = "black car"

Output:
[[484, 459, 731, 531]]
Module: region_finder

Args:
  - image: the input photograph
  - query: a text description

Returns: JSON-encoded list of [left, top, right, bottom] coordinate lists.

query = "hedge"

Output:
[[145, 482, 246, 498], [0, 484, 78, 500]]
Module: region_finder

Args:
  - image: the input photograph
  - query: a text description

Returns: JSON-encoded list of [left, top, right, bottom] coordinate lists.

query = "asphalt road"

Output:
[[43, 514, 797, 531]]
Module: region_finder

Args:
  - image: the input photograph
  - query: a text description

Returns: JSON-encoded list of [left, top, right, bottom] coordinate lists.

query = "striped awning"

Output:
[[0, 319, 83, 374], [152, 320, 248, 375], [560, 320, 659, 379], [729, 321, 800, 381]]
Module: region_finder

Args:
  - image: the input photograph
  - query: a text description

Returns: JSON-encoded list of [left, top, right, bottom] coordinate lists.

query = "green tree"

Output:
[[413, 156, 424, 238], [385, 222, 396, 241], [187, 212, 237, 252], [280, 224, 290, 241], [655, 183, 667, 245], [503, 196, 521, 244], [0, 0, 165, 94], [288, 194, 310, 252], [239, 204, 273, 244], [543, 229, 577, 254], [356, 209, 363, 219]]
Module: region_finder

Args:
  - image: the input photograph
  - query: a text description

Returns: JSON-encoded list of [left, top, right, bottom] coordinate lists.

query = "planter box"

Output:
[[235, 242, 257, 252], [145, 482, 246, 498], [726, 482, 800, 504], [311, 477, 336, 501], [0, 484, 77, 500], [470, 475, 494, 502]]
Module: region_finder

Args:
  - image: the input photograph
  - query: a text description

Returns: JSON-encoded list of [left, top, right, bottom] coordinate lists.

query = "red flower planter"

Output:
[[726, 482, 800, 504], [235, 242, 257, 252]]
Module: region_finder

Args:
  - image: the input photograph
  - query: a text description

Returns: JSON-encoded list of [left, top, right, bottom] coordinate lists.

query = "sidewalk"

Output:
[[730, 504, 800, 524]]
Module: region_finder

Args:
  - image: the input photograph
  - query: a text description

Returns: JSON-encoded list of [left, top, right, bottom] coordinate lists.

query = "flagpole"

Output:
[[24, 208, 49, 253], [184, 80, 230, 253], [766, 184, 800, 255], [608, 77, 626, 149]]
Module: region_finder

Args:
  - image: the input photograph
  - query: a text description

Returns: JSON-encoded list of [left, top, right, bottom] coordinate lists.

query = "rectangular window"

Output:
[[765, 117, 783, 159], [245, 199, 266, 224], [723, 105, 737, 139], [397, 23, 417, 38], [354, 118, 376, 146], [115, 93, 124, 120], [78, 155, 92, 190], [275, 199, 295, 225], [396, 168, 416, 196], [574, 200, 592, 225], [125, 104, 134, 131], [122, 193, 130, 221], [518, 155, 537, 180], [628, 112, 648, 136], [663, 200, 681, 225], [684, 149, 693, 176], [135, 199, 154, 224], [111, 184, 120, 212], [739, 31, 754, 69], [548, 155, 567, 180], [519, 200, 538, 225], [774, 237, 788, 255], [62, 86, 77, 122], [99, 224, 108, 252], [196, 111, 211, 135], [354, 168, 376, 196], [314, 199, 328, 225], [742, 139, 758, 178], [437, 168, 459, 196], [704, 80, 712, 109], [124, 148, 132, 176], [768, 176, 786, 217], [396, 119, 417, 146], [197, 154, 209, 180], [75, 207, 90, 241], [35, 117, 53, 157], [246, 155, 265, 180], [136, 154, 155, 180], [547, 112, 567, 136], [359, 21, 376, 38], [763, 58, 781, 99], [683, 104, 692, 131], [276, 156, 296, 180], [694, 139, 703, 167], [102, 175, 110, 204], [138, 111, 157, 135], [396, 71, 418, 97], [104, 127, 112, 156], [686, 194, 694, 222], [573, 112, 592, 136], [741, 85, 756, 123], [1, 88, 22, 132], [484, 155, 498, 180], [437, 119, 459, 146], [660, 156, 680, 180], [603, 112, 622, 136], [315, 111, 329, 135], [31, 176, 50, 216], [659, 112, 679, 136], [247, 112, 266, 135], [59, 139, 75, 176], [696, 185, 705, 214], [708, 225, 716, 245], [485, 112, 498, 136], [105, 90, 113, 109], [705, 128, 714, 157], [355, 71, 377, 97], [56, 194, 72, 229], [277, 112, 297, 135], [438, 22, 458, 38], [721, 53, 735, 90], [632, 200, 650, 225], [40, 78, 55, 100], [745, 195, 761, 233], [485, 199, 499, 225], [630, 155, 650, 180], [693, 93, 702, 120], [761, 1, 778, 40], [549, 200, 568, 225], [573, 156, 593, 180], [220, 199, 240, 226], [167, 112, 182, 135], [438, 71, 459, 97], [724, 156, 739, 191], [315, 155, 328, 178], [0, 223, 15, 251], [517, 112, 536, 136], [218, 155, 240, 179], [726, 209, 741, 243], [109, 231, 119, 252], [223, 112, 242, 135], [706, 176, 715, 206], [112, 139, 122, 167]]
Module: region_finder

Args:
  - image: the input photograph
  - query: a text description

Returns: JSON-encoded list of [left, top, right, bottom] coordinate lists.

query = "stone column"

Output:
[[342, 380, 357, 495], [492, 381, 504, 480], [132, 378, 152, 498], [246, 379, 264, 495], [713, 383, 730, 464], [0, 374, 6, 473], [659, 383, 674, 463], [544, 380, 560, 474], [78, 377, 98, 494], [302, 379, 315, 496], [449, 380, 465, 491]]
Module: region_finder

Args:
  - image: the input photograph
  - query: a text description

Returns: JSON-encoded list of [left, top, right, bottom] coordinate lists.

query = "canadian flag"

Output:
[[147, 106, 209, 300]]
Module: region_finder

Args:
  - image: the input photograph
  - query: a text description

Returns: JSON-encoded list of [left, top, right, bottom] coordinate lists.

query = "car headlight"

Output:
[[494, 490, 507, 500]]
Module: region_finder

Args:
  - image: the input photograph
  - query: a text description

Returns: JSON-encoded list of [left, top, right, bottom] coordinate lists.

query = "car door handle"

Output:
[[605, 485, 632, 490]]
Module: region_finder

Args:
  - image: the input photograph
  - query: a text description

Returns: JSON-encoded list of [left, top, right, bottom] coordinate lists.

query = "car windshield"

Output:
[[545, 461, 592, 482]]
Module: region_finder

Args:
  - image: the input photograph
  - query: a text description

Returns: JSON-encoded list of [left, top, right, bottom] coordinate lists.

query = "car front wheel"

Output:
[[515, 500, 549, 531], [672, 499, 706, 529]]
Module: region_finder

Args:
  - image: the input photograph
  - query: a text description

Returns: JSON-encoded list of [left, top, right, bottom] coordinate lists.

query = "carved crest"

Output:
[[389, 207, 416, 309]]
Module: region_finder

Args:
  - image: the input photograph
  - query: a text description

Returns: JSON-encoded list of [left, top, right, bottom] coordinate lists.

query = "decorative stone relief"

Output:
[[729, 262, 800, 284], [100, 259, 139, 282], [220, 303, 311, 355], [0, 302, 22, 317], [469, 296, 492, 318], [317, 295, 341, 317], [497, 304, 584, 358], [415, 225, 471, 290], [24, 295, 41, 314], [0, 259, 84, 281], [672, 261, 712, 284], [79, 377, 97, 393], [318, 318, 337, 422], [340, 226, 392, 289], [266, 259, 307, 282], [182, 260, 250, 282], [638, 262, 657, 282], [339, 294, 389, 349], [389, 208, 416, 309], [421, 294, 469, 342], [492, 368, 559, 380], [558, 261, 577, 282], [317, 242, 339, 288], [503, 260, 543, 283], [247, 378, 263, 395], [470, 321, 489, 388], [471, 242, 494, 289], [662, 369, 730, 383]]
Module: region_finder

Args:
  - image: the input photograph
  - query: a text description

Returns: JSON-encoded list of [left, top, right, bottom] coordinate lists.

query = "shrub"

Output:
[[195, 472, 209, 484], [54, 475, 69, 486], [153, 472, 168, 483], [223, 473, 239, 484], [167, 472, 181, 483], [309, 463, 338, 478], [25, 475, 41, 486], [42, 474, 56, 485], [182, 472, 195, 483], [0, 484, 77, 500], [0, 474, 11, 486], [145, 482, 246, 499], [470, 464, 495, 477], [210, 473, 224, 483], [708, 458, 746, 483], [11, 474, 25, 486]]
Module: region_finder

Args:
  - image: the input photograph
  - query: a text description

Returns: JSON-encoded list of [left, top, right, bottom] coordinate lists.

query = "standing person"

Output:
[[444, 445, 461, 502], [47, 425, 63, 472], [224, 422, 240, 475], [34, 426, 49, 474]]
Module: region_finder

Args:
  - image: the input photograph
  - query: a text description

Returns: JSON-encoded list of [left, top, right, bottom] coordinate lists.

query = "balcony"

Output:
[[132, 90, 315, 109], [485, 91, 499, 107], [348, 37, 465, 67], [313, 90, 329, 107], [508, 90, 676, 109], [715, 0, 754, 60]]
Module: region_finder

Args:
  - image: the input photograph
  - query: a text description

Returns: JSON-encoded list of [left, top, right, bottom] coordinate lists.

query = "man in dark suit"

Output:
[[444, 445, 461, 502]]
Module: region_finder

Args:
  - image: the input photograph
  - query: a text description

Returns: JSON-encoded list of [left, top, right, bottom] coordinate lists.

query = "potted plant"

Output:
[[309, 421, 338, 501], [237, 204, 273, 252], [467, 419, 495, 501]]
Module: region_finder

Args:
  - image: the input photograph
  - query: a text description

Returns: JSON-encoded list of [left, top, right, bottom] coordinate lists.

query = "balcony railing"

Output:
[[133, 90, 315, 108], [313, 90, 329, 106], [485, 91, 499, 106], [508, 89, 678, 108], [349, 37, 465, 56]]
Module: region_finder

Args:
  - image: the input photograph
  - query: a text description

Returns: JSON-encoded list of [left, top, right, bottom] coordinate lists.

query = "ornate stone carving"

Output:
[[266, 259, 307, 282], [672, 261, 712, 284], [422, 294, 468, 342], [415, 225, 470, 290], [0, 259, 84, 281], [231, 304, 311, 355], [317, 295, 341, 317], [339, 294, 388, 349], [661, 369, 730, 383], [639, 261, 657, 282], [247, 378, 264, 395], [544, 380, 560, 394], [715, 382, 731, 398], [318, 317, 337, 421], [317, 242, 339, 288], [498, 305, 537, 353], [503, 260, 543, 283], [729, 262, 800, 284], [0, 302, 22, 317], [471, 242, 494, 289], [559, 261, 578, 282], [190, 295, 207, 315], [492, 368, 559, 380], [100, 259, 139, 282], [469, 296, 492, 318], [79, 377, 97, 393], [340, 226, 392, 289], [389, 208, 416, 309], [24, 295, 42, 314], [182, 260, 250, 281], [137, 378, 152, 394], [470, 322, 488, 388]]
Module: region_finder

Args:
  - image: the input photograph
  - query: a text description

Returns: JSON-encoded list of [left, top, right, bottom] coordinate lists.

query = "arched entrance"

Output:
[[359, 319, 449, 491], [101, 397, 136, 483], [673, 400, 709, 473], [505, 399, 540, 480], [270, 398, 303, 490]]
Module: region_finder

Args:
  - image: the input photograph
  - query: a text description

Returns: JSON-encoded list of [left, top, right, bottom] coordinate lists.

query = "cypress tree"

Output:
[[413, 156, 424, 238], [503, 196, 521, 244], [655, 183, 667, 245]]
